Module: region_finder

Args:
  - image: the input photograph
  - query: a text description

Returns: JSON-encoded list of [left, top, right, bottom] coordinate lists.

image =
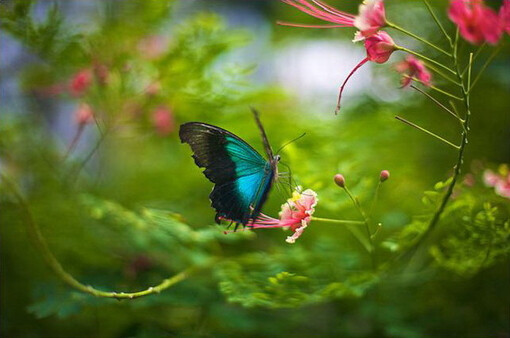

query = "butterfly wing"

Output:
[[179, 122, 275, 225]]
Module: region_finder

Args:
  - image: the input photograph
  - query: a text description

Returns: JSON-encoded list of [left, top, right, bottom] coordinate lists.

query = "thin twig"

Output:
[[422, 0, 452, 46], [396, 45, 456, 75], [395, 115, 460, 149], [1, 173, 197, 299], [387, 20, 451, 57], [410, 85, 461, 122], [470, 44, 503, 91]]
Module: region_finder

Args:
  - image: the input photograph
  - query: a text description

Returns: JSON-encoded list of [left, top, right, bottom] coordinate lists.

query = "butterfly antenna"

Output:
[[250, 107, 274, 159], [275, 133, 306, 155]]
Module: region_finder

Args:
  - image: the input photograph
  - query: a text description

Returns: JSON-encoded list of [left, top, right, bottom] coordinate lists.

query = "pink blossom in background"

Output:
[[448, 0, 502, 45], [145, 81, 161, 96], [483, 169, 500, 187], [69, 69, 93, 96], [138, 35, 169, 60], [394, 55, 432, 87], [74, 103, 94, 125], [278, 0, 386, 39], [93, 63, 109, 86], [483, 167, 510, 199], [152, 106, 175, 136], [500, 0, 510, 35]]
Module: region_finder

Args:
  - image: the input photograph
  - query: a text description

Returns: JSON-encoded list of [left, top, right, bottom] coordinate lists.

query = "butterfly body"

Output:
[[179, 118, 279, 226]]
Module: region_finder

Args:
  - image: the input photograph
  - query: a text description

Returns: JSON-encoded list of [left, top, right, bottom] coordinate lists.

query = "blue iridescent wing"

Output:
[[179, 122, 275, 225]]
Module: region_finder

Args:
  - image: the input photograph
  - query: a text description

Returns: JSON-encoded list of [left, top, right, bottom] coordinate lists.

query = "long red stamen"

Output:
[[335, 57, 369, 114], [277, 21, 352, 28], [281, 0, 355, 25]]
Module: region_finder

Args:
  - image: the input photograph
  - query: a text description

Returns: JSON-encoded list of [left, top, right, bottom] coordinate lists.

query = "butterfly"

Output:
[[179, 109, 280, 227]]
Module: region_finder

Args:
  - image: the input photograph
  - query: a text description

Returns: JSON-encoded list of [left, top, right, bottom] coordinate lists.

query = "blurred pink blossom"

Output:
[[145, 81, 161, 96], [448, 0, 502, 45], [483, 167, 510, 199], [69, 69, 93, 96], [138, 35, 169, 60], [500, 0, 510, 35], [152, 106, 175, 136], [74, 103, 94, 125], [395, 55, 432, 87]]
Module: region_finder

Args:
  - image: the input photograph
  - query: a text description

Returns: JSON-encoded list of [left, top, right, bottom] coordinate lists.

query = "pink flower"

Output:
[[152, 106, 175, 136], [364, 31, 395, 63], [74, 103, 94, 125], [223, 188, 318, 243], [336, 31, 396, 113], [278, 0, 386, 38], [448, 0, 502, 45], [138, 35, 169, 60], [394, 55, 432, 87], [354, 0, 386, 39], [93, 63, 109, 86], [69, 69, 93, 97], [483, 166, 510, 199], [500, 0, 510, 35]]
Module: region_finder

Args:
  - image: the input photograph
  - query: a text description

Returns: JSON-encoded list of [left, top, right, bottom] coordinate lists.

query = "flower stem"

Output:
[[386, 20, 451, 57], [402, 52, 473, 261], [342, 186, 376, 268], [395, 45, 456, 75], [421, 0, 452, 47], [395, 115, 460, 149], [470, 43, 503, 92], [410, 85, 462, 123], [1, 173, 199, 300], [311, 217, 364, 225]]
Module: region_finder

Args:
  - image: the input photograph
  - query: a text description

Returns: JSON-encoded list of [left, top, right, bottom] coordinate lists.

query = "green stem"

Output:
[[395, 115, 460, 149], [410, 85, 462, 123], [396, 45, 456, 75], [422, 61, 461, 86], [342, 186, 376, 269], [425, 82, 463, 101], [470, 43, 503, 92], [462, 44, 485, 76], [403, 52, 473, 261], [387, 20, 451, 56], [1, 173, 197, 300], [422, 0, 452, 47], [311, 217, 364, 225]]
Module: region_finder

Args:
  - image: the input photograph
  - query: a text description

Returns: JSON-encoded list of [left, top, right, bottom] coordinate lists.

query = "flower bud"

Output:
[[379, 170, 390, 182], [334, 174, 346, 188], [365, 31, 396, 64], [74, 103, 94, 125]]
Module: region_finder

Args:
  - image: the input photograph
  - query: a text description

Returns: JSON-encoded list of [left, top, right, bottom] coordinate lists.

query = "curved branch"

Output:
[[1, 173, 196, 300]]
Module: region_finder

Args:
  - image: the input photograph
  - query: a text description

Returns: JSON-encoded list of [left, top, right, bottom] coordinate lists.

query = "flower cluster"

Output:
[[279, 0, 433, 113], [484, 165, 510, 199]]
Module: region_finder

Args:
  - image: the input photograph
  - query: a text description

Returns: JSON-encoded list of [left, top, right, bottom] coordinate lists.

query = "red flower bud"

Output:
[[74, 103, 94, 125], [379, 170, 390, 182], [334, 174, 346, 188]]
